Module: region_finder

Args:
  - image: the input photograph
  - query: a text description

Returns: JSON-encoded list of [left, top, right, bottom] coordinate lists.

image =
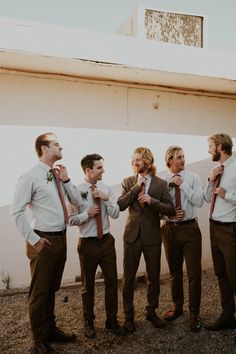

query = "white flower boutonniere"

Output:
[[81, 191, 88, 200], [47, 171, 54, 183]]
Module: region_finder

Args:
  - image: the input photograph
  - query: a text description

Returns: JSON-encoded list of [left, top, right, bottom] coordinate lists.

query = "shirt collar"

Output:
[[138, 173, 151, 181], [169, 170, 185, 178], [221, 156, 234, 168], [38, 161, 51, 172], [84, 179, 101, 189]]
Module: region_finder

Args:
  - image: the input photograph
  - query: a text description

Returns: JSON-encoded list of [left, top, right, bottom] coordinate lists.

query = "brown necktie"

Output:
[[50, 168, 69, 225], [138, 180, 146, 207], [174, 175, 182, 209], [210, 165, 224, 219], [91, 184, 103, 239]]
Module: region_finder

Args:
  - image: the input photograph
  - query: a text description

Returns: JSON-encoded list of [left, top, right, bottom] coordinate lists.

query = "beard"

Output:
[[212, 151, 221, 161]]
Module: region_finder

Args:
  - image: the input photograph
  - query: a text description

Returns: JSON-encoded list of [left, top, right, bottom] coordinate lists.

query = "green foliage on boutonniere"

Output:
[[47, 171, 54, 183], [81, 191, 88, 200], [168, 181, 176, 191]]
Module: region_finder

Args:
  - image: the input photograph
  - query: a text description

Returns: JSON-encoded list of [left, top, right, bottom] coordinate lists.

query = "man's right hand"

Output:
[[209, 165, 224, 182], [34, 238, 51, 253], [87, 205, 100, 218]]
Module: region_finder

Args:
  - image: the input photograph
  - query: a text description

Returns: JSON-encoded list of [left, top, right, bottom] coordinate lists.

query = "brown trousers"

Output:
[[27, 234, 66, 341], [78, 233, 118, 322], [210, 221, 236, 316], [123, 234, 162, 319], [162, 220, 202, 314]]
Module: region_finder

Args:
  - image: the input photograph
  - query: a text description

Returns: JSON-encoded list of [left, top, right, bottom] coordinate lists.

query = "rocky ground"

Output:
[[0, 268, 235, 354]]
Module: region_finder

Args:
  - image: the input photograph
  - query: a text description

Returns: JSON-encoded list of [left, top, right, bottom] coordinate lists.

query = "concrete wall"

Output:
[[1, 70, 236, 289]]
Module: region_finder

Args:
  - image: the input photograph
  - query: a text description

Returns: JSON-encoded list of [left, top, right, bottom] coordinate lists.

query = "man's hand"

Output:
[[209, 165, 224, 182], [138, 193, 151, 205], [214, 187, 226, 199], [169, 208, 185, 221], [137, 176, 146, 187], [171, 175, 183, 186], [34, 238, 51, 253], [56, 164, 70, 182], [87, 205, 100, 218], [92, 189, 108, 201]]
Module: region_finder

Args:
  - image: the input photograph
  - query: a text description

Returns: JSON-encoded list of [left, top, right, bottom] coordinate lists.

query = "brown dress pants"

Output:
[[27, 233, 66, 341], [210, 221, 236, 316], [78, 233, 118, 322], [123, 233, 162, 319], [162, 220, 202, 314]]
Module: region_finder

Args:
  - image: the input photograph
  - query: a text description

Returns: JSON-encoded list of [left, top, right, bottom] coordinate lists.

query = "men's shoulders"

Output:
[[184, 170, 200, 179], [18, 165, 40, 181], [152, 175, 167, 185]]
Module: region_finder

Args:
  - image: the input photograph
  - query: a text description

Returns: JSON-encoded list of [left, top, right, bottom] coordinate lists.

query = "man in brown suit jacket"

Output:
[[118, 147, 175, 333]]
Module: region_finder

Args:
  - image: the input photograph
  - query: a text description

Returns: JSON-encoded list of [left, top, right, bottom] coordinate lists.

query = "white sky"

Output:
[[0, 0, 235, 52]]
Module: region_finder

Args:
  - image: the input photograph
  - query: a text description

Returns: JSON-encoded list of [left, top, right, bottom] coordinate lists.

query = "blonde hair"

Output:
[[208, 133, 233, 155], [133, 147, 157, 175], [165, 145, 182, 168]]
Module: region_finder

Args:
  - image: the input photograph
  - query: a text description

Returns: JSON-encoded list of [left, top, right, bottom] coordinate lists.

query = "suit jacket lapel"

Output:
[[147, 175, 155, 195]]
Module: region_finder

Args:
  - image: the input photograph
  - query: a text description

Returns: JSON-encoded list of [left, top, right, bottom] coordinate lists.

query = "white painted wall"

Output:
[[1, 71, 236, 289]]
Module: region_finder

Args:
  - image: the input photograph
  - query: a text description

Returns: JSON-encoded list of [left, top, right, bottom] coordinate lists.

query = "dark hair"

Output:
[[35, 132, 55, 157], [81, 154, 103, 171]]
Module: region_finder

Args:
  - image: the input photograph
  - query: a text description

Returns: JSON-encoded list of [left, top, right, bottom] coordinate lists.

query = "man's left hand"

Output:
[[138, 194, 151, 205], [57, 164, 70, 182], [215, 187, 226, 199], [172, 175, 183, 186], [92, 189, 109, 201]]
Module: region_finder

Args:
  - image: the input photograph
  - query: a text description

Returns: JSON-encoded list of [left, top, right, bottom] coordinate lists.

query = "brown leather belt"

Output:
[[85, 233, 110, 241], [210, 220, 236, 227], [169, 219, 196, 226], [34, 229, 66, 236]]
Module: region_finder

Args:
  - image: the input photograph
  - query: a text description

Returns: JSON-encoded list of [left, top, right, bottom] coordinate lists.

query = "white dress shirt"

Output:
[[10, 161, 80, 245], [162, 170, 204, 221], [204, 156, 236, 222], [66, 180, 119, 238]]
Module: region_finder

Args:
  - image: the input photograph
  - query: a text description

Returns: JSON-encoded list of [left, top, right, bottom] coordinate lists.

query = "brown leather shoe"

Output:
[[164, 305, 183, 321], [84, 320, 96, 339], [189, 313, 202, 332], [205, 314, 236, 331], [146, 314, 167, 328], [33, 341, 57, 354], [48, 327, 76, 343], [124, 318, 135, 333]]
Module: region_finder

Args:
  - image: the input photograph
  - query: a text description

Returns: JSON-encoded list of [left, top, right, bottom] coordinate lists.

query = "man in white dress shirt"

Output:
[[67, 153, 125, 339], [11, 132, 78, 354], [162, 145, 204, 332], [204, 133, 236, 330]]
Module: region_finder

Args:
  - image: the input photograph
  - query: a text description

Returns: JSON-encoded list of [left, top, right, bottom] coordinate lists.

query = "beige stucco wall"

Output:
[[1, 70, 236, 289]]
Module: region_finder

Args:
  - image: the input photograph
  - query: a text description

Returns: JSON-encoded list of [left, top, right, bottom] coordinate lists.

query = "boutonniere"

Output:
[[81, 191, 88, 200], [131, 175, 138, 187], [168, 182, 176, 191], [47, 171, 54, 183]]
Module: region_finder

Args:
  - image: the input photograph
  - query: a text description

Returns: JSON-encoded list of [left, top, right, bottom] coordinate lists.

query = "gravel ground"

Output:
[[0, 268, 236, 354]]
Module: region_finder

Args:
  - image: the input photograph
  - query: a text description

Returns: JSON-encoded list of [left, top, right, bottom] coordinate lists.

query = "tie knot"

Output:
[[91, 184, 96, 191]]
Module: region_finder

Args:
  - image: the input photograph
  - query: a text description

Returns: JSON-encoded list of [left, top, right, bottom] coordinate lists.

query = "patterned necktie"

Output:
[[174, 174, 181, 209], [50, 168, 69, 224], [210, 165, 224, 219], [91, 184, 103, 239]]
